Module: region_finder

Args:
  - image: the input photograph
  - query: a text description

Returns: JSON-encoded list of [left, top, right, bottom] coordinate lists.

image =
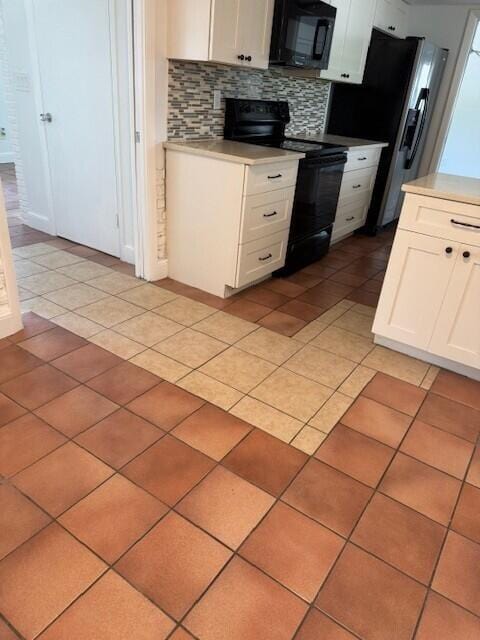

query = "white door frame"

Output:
[[0, 0, 141, 266], [429, 9, 480, 174], [132, 0, 168, 281]]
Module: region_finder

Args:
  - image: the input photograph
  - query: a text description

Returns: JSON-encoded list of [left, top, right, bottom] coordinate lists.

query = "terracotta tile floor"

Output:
[[1, 318, 479, 639], [6, 222, 443, 453], [2, 209, 480, 638]]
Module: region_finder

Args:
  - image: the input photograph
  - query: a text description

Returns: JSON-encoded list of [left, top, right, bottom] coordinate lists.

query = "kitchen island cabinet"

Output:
[[373, 173, 480, 379]]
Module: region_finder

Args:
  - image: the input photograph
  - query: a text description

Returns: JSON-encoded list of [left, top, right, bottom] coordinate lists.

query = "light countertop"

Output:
[[402, 173, 480, 207], [164, 139, 305, 165], [294, 132, 388, 149]]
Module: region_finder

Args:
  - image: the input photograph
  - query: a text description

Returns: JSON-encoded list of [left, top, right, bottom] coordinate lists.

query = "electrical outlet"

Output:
[[213, 89, 222, 110]]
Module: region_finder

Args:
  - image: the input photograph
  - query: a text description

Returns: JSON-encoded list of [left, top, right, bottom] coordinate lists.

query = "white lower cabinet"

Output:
[[429, 244, 480, 367], [373, 193, 480, 371], [166, 147, 301, 298], [331, 144, 384, 243], [373, 230, 458, 349]]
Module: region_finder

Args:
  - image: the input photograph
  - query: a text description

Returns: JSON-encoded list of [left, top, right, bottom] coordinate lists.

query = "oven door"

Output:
[[270, 0, 336, 69], [289, 153, 347, 241]]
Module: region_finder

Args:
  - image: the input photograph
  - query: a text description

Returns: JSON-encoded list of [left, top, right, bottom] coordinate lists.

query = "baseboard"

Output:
[[144, 258, 168, 282], [22, 210, 53, 235], [120, 244, 135, 265], [0, 311, 23, 339], [0, 152, 15, 164], [374, 335, 480, 382]]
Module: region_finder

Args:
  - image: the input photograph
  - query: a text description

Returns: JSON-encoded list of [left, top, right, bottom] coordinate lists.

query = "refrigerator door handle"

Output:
[[405, 88, 430, 170]]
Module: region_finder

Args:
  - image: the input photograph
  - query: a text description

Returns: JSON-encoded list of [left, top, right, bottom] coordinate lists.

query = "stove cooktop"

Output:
[[243, 136, 346, 157]]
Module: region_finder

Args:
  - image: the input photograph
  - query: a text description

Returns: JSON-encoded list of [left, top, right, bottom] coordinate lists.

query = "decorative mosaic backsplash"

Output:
[[168, 61, 331, 140]]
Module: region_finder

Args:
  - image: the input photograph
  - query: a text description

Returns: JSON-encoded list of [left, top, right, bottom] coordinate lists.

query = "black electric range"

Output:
[[224, 98, 347, 275]]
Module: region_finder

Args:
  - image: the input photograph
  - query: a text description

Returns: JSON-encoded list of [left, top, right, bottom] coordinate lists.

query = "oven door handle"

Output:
[[302, 154, 347, 168]]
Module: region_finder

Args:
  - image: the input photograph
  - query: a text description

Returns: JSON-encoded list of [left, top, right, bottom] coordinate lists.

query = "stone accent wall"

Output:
[[168, 60, 331, 141]]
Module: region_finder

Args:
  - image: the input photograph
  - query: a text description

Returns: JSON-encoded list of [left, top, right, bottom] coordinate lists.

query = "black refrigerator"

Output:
[[328, 30, 448, 233]]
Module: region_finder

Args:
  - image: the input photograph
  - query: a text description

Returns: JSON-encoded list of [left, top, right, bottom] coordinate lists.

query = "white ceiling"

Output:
[[406, 1, 480, 5]]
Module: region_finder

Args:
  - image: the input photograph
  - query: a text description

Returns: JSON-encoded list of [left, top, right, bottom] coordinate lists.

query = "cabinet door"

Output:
[[210, 0, 243, 66], [429, 245, 480, 368], [320, 0, 349, 82], [340, 0, 376, 83], [239, 0, 274, 69], [374, 0, 408, 39], [321, 0, 375, 84], [373, 230, 457, 349]]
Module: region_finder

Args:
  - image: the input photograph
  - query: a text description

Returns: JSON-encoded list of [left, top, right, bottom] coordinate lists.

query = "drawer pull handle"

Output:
[[268, 174, 282, 179], [258, 253, 273, 262], [358, 157, 367, 161], [463, 251, 471, 259], [346, 216, 355, 221], [237, 54, 245, 61], [352, 184, 362, 189], [263, 211, 278, 218], [445, 247, 453, 254], [451, 218, 480, 230]]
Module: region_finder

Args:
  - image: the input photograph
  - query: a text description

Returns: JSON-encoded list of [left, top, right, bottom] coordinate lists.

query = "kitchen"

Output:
[[163, 0, 479, 382]]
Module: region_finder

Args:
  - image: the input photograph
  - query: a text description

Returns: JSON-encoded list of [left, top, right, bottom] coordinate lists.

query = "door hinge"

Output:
[[135, 131, 141, 143], [115, 214, 120, 228]]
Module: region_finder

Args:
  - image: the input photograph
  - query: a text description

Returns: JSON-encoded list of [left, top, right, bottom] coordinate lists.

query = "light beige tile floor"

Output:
[[14, 242, 439, 453]]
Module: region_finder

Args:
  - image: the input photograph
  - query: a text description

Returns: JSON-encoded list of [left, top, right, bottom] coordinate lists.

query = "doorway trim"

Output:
[[429, 9, 480, 173], [132, 0, 168, 281], [0, 0, 141, 267]]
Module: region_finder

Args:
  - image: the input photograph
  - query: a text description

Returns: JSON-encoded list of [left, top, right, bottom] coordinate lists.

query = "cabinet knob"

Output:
[[445, 247, 453, 254], [388, 25, 396, 31], [237, 54, 245, 61], [245, 55, 252, 62], [341, 73, 350, 78], [463, 251, 471, 259]]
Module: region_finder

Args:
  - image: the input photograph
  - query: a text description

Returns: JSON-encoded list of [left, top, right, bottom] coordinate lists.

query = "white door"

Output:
[[429, 244, 480, 368], [210, 0, 243, 66], [32, 0, 121, 255], [373, 230, 457, 349], [240, 0, 275, 70]]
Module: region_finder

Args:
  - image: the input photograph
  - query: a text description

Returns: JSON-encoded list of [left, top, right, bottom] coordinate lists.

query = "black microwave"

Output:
[[270, 0, 336, 70]]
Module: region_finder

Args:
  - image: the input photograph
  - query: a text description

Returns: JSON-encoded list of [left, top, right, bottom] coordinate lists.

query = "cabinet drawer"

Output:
[[244, 161, 299, 196], [235, 230, 288, 288], [399, 194, 480, 248], [332, 199, 369, 242], [339, 167, 377, 201], [345, 147, 382, 172], [240, 188, 294, 243]]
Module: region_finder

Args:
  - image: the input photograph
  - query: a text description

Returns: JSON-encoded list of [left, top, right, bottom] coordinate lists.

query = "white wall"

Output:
[[0, 72, 13, 162], [408, 3, 480, 175], [439, 22, 480, 178]]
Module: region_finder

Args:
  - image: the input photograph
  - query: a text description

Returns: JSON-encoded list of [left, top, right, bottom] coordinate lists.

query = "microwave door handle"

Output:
[[405, 88, 430, 170], [312, 19, 328, 60]]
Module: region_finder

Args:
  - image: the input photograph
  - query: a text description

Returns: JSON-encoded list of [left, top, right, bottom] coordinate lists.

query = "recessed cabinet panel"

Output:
[[373, 230, 458, 349], [168, 0, 274, 69], [210, 0, 243, 66], [235, 230, 288, 288], [321, 0, 376, 84], [429, 246, 480, 368], [399, 194, 480, 247], [239, 0, 274, 69], [374, 0, 408, 39], [240, 188, 294, 243]]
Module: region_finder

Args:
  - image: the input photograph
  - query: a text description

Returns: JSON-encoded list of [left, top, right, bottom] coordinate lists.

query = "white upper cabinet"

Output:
[[167, 0, 274, 70], [321, 0, 376, 84], [373, 0, 409, 39]]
